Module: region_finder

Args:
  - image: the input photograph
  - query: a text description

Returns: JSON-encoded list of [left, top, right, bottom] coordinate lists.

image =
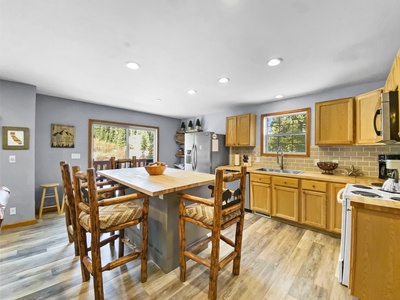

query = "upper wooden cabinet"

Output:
[[315, 97, 354, 145], [383, 50, 400, 92], [226, 113, 256, 146], [355, 88, 382, 144]]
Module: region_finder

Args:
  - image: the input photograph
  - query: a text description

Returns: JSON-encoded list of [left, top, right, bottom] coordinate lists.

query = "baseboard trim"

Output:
[[2, 219, 37, 230]]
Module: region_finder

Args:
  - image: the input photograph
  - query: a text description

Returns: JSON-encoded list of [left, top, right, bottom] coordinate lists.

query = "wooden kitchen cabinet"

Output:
[[328, 183, 345, 234], [250, 173, 271, 215], [349, 200, 400, 300], [383, 50, 400, 93], [225, 113, 256, 146], [355, 88, 382, 144], [272, 176, 299, 222], [300, 180, 327, 229], [315, 97, 354, 145]]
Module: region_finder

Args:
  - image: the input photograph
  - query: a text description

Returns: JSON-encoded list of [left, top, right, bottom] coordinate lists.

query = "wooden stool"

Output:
[[39, 183, 61, 219]]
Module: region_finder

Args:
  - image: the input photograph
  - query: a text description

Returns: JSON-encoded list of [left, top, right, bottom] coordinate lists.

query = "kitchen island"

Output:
[[98, 167, 215, 273]]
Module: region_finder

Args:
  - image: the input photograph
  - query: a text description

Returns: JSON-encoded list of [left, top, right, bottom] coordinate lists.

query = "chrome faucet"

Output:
[[276, 145, 284, 170]]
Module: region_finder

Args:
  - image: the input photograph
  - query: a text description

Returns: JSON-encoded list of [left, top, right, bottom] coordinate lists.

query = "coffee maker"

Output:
[[382, 160, 400, 192], [378, 154, 400, 179]]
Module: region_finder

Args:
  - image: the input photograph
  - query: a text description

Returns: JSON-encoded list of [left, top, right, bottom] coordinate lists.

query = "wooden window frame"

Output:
[[88, 119, 159, 168], [260, 108, 310, 157]]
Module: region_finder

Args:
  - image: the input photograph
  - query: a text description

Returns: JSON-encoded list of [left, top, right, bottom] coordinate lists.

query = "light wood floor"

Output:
[[0, 212, 352, 299]]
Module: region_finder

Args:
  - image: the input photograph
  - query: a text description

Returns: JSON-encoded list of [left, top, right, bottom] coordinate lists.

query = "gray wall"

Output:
[[0, 78, 387, 225], [0, 79, 181, 225], [194, 80, 386, 146], [35, 94, 181, 210], [0, 80, 36, 224]]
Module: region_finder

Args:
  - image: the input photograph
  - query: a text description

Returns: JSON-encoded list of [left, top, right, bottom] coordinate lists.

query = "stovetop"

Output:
[[344, 184, 400, 202]]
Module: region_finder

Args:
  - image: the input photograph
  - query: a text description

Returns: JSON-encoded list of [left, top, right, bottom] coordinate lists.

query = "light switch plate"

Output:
[[71, 153, 80, 159], [9, 155, 16, 163]]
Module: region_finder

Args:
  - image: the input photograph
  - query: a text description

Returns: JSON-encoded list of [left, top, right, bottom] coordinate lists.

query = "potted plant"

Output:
[[180, 122, 186, 132], [195, 119, 201, 130], [188, 120, 193, 131]]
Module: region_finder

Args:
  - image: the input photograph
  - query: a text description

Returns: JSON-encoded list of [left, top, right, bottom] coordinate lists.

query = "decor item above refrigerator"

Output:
[[184, 132, 229, 174]]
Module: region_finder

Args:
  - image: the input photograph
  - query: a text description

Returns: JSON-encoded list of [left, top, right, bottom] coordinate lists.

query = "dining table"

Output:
[[98, 167, 215, 273]]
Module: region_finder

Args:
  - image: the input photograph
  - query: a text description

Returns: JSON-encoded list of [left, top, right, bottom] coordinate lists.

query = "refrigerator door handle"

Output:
[[193, 145, 198, 171], [191, 144, 195, 170]]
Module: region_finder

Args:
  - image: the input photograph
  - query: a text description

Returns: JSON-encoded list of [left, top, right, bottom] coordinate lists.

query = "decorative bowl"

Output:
[[317, 162, 338, 174], [145, 162, 167, 175]]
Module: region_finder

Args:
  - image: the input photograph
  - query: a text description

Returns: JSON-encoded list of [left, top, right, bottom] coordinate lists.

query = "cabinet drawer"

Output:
[[250, 173, 271, 184], [302, 180, 327, 193], [272, 177, 298, 188]]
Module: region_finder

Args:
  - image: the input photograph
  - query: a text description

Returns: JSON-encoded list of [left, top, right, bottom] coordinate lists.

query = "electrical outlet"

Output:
[[314, 159, 319, 166], [255, 157, 260, 163], [10, 207, 16, 215], [332, 160, 339, 163], [9, 155, 16, 163]]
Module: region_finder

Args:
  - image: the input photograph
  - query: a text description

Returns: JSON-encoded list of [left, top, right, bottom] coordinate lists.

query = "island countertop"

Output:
[[98, 167, 215, 197]]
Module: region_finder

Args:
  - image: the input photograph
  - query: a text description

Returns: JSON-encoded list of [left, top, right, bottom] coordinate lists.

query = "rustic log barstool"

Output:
[[38, 183, 61, 219], [178, 166, 247, 300]]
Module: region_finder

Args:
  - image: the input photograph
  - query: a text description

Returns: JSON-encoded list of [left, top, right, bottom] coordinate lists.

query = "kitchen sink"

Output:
[[255, 168, 303, 175]]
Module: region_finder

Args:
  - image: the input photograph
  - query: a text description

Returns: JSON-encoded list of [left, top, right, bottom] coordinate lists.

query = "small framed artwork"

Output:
[[51, 124, 75, 148], [2, 126, 30, 150]]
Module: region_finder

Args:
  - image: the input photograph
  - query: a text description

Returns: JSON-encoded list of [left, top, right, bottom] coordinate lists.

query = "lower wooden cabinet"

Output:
[[250, 173, 271, 215], [350, 201, 400, 299], [328, 183, 345, 234], [301, 180, 327, 229], [272, 177, 299, 222], [249, 173, 345, 234]]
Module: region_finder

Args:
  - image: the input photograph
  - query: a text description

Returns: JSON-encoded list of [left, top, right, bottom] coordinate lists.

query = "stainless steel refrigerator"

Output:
[[184, 132, 229, 174]]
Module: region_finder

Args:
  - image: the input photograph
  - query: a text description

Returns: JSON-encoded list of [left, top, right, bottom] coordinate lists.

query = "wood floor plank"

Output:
[[0, 212, 352, 299]]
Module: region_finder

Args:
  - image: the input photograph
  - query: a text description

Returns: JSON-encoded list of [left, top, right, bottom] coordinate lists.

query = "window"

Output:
[[261, 108, 310, 157], [88, 119, 159, 167]]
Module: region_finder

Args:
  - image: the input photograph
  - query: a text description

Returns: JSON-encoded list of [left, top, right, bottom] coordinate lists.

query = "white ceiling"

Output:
[[1, 0, 400, 119]]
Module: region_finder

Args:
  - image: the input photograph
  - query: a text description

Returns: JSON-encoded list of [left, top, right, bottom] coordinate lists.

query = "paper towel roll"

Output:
[[234, 154, 240, 166]]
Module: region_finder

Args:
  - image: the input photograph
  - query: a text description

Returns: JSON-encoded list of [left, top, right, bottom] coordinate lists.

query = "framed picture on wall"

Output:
[[2, 126, 30, 150], [51, 124, 75, 148]]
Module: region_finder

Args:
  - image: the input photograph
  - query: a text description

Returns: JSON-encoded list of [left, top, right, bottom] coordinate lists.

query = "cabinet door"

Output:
[[384, 58, 397, 92], [272, 185, 299, 222], [301, 190, 327, 229], [355, 88, 382, 144], [237, 114, 256, 146], [328, 183, 345, 234], [226, 116, 237, 146], [250, 181, 271, 215], [315, 97, 354, 145], [350, 203, 400, 299]]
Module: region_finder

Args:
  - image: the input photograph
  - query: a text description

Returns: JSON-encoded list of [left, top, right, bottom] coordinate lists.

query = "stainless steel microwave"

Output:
[[374, 91, 399, 144]]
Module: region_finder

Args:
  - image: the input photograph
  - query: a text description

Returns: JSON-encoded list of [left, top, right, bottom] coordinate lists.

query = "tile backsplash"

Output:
[[230, 145, 400, 178]]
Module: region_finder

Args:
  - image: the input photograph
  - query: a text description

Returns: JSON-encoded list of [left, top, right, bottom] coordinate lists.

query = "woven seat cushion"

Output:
[[184, 203, 241, 226], [79, 202, 143, 230]]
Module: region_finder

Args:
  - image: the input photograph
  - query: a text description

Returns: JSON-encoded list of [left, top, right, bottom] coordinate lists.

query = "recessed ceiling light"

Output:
[[267, 58, 283, 67], [218, 77, 230, 84], [126, 61, 140, 69], [156, 98, 162, 102], [275, 94, 284, 99], [188, 90, 197, 95]]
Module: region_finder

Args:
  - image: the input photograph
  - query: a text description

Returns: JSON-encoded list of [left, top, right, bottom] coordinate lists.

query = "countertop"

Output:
[[350, 195, 400, 211], [217, 165, 384, 185], [98, 167, 215, 197]]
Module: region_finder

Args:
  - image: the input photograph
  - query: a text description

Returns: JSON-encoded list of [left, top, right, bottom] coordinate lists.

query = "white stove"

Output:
[[344, 183, 400, 201], [337, 183, 400, 287]]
